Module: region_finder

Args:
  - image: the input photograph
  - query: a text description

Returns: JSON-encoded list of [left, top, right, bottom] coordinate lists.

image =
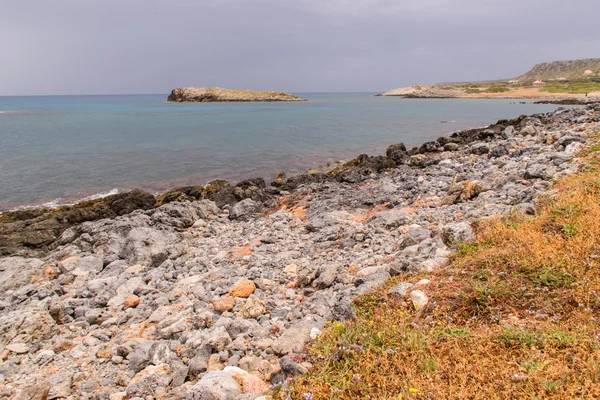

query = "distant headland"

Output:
[[378, 57, 600, 100], [167, 87, 305, 102]]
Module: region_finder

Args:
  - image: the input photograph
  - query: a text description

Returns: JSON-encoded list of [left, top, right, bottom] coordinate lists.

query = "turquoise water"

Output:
[[0, 94, 560, 209]]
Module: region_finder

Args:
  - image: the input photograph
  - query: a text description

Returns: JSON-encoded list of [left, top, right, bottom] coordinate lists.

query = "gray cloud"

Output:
[[1, 0, 598, 95]]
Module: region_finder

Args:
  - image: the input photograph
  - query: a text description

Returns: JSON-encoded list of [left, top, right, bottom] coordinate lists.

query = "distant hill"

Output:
[[382, 57, 600, 99], [516, 58, 600, 82]]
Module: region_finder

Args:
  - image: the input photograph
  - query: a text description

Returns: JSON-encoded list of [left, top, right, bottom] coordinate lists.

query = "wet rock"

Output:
[[348, 154, 396, 174], [156, 186, 203, 206], [0, 189, 156, 257], [234, 178, 270, 203], [419, 141, 441, 153], [386, 143, 409, 164]]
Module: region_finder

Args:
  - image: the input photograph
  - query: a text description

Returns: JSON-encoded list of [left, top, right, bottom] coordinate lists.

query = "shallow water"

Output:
[[0, 93, 560, 209]]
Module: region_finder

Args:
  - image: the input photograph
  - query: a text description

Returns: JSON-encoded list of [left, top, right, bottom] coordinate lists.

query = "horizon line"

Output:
[[0, 91, 387, 97]]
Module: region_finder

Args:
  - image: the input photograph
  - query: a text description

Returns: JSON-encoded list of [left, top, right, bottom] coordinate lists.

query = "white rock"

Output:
[[310, 327, 322, 340], [187, 371, 240, 400], [6, 343, 29, 354], [410, 290, 429, 311]]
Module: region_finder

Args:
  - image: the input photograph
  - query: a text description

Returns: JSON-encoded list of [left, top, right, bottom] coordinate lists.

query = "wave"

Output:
[[0, 188, 120, 214], [79, 188, 119, 202]]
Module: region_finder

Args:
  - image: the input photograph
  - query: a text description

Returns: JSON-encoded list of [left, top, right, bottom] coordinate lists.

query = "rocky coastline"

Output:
[[0, 104, 599, 399], [167, 87, 304, 103]]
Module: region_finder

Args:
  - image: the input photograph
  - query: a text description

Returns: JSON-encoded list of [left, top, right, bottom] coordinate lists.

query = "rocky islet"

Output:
[[0, 105, 598, 399], [167, 87, 305, 103]]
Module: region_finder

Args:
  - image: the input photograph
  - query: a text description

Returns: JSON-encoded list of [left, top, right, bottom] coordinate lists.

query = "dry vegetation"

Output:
[[285, 131, 600, 399]]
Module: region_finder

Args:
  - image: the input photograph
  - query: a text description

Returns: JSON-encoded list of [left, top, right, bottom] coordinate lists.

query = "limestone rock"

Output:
[[186, 371, 240, 400], [410, 290, 429, 311], [123, 294, 141, 309], [213, 296, 235, 313], [14, 382, 51, 400], [238, 298, 266, 319], [443, 180, 489, 205], [229, 280, 256, 298]]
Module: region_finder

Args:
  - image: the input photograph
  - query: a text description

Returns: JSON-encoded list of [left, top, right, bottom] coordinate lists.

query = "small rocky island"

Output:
[[167, 87, 305, 102]]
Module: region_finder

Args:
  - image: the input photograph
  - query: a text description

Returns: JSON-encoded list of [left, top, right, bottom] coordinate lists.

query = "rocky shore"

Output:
[[167, 88, 304, 103], [534, 97, 600, 105], [0, 104, 599, 399]]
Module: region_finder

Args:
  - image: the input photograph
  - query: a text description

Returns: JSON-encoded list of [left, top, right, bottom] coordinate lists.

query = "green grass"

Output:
[[540, 80, 600, 94]]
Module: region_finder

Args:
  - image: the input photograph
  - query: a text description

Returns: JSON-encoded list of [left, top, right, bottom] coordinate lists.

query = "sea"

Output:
[[0, 93, 563, 210]]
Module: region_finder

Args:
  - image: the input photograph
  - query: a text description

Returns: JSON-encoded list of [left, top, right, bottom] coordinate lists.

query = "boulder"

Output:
[[441, 222, 475, 247], [238, 298, 266, 319], [229, 280, 256, 298], [229, 199, 262, 220], [126, 364, 172, 397], [410, 290, 429, 310], [186, 371, 240, 400], [0, 189, 156, 257], [443, 180, 489, 205], [14, 382, 52, 400]]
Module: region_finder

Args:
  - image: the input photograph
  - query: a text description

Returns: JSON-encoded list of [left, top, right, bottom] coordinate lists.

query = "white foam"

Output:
[[80, 188, 119, 202], [3, 188, 120, 213]]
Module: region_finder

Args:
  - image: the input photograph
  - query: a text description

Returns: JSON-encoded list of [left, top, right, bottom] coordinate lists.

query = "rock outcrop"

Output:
[[167, 87, 305, 102]]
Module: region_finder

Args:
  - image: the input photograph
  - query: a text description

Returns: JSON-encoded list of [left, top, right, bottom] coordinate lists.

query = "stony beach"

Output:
[[0, 104, 599, 399]]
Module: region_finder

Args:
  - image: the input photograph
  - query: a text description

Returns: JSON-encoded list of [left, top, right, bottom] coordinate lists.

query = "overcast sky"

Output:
[[1, 0, 598, 95]]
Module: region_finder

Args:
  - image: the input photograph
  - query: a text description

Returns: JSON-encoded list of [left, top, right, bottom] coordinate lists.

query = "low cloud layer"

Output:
[[1, 0, 598, 95]]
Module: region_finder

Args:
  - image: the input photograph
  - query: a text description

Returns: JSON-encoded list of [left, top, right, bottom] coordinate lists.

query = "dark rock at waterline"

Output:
[[386, 143, 409, 165], [386, 143, 407, 156], [233, 178, 270, 203], [346, 154, 396, 175], [277, 172, 333, 192], [0, 189, 156, 257], [155, 178, 272, 208], [418, 141, 441, 154], [202, 180, 238, 208], [156, 186, 204, 206]]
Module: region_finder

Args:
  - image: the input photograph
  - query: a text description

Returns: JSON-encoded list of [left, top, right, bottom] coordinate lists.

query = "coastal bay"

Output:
[[0, 94, 562, 210]]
